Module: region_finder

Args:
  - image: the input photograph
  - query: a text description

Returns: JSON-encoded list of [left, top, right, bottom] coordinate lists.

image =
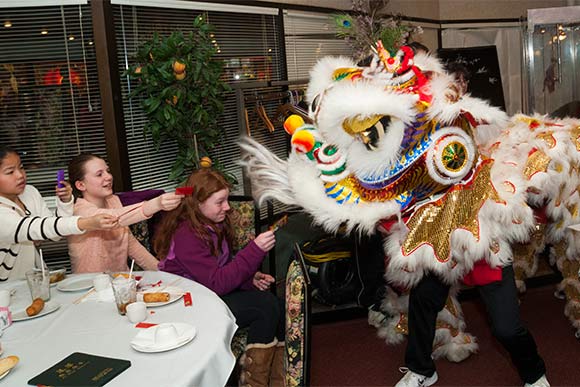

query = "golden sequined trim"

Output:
[[523, 148, 550, 180], [401, 160, 503, 262]]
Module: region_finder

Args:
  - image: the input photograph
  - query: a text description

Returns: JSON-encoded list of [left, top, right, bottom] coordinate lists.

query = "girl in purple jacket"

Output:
[[154, 167, 283, 387]]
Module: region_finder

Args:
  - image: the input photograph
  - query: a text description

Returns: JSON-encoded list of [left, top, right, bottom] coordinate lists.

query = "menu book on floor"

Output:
[[27, 352, 131, 386]]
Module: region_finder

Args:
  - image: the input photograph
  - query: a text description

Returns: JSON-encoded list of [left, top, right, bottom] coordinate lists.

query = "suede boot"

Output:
[[239, 339, 277, 387], [269, 341, 285, 386]]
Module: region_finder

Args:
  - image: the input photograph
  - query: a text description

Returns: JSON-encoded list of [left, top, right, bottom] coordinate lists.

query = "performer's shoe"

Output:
[[524, 374, 550, 387], [394, 368, 438, 387]]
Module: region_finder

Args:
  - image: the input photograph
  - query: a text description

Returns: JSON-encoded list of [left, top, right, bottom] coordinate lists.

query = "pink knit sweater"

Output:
[[68, 195, 159, 273]]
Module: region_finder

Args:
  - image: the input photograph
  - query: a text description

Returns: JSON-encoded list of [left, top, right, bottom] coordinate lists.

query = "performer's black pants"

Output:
[[222, 289, 285, 345], [405, 265, 546, 384]]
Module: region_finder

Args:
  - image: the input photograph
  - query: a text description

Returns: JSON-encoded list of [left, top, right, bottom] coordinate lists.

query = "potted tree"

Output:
[[128, 14, 232, 183]]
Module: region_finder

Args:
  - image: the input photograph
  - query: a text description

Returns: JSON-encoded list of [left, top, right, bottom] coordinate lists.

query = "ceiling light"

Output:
[[4, 21, 12, 28], [41, 29, 48, 35], [68, 35, 75, 41], [88, 40, 93, 45]]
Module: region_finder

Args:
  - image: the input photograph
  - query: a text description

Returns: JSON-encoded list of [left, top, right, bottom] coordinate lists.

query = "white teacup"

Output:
[[126, 301, 147, 324], [0, 290, 10, 308], [93, 274, 111, 292], [154, 324, 179, 345]]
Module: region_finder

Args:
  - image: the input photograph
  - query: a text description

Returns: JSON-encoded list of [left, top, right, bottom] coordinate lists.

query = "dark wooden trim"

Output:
[[91, 0, 132, 192], [276, 8, 289, 85]]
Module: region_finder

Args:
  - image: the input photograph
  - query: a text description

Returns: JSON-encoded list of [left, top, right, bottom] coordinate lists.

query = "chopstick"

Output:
[[72, 288, 95, 305]]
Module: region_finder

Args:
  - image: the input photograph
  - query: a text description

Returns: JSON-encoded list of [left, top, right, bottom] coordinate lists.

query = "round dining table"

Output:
[[0, 271, 238, 386]]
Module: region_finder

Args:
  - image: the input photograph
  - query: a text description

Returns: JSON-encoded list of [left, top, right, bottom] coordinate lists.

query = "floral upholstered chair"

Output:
[[228, 196, 260, 359], [229, 195, 260, 254], [285, 242, 312, 387]]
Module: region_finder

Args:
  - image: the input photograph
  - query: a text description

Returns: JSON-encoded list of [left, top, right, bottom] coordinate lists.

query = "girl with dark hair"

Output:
[[153, 167, 284, 387], [67, 153, 183, 273], [0, 146, 118, 281]]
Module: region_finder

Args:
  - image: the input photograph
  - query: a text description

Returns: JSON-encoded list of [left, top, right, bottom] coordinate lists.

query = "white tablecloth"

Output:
[[0, 271, 237, 387]]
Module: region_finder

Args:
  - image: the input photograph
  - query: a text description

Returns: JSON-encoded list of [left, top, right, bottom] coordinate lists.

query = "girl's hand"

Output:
[[78, 213, 118, 231], [143, 193, 183, 217], [158, 192, 183, 211], [157, 192, 183, 211], [254, 230, 275, 252], [252, 271, 275, 291], [55, 181, 73, 203]]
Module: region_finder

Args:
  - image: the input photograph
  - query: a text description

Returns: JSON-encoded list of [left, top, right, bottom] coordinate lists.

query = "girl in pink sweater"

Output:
[[67, 153, 183, 273]]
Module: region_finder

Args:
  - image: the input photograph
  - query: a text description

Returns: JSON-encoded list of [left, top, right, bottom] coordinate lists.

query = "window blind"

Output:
[[284, 10, 352, 81], [0, 3, 105, 269], [112, 3, 285, 194]]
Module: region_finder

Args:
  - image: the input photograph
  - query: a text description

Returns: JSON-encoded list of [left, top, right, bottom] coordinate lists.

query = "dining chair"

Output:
[[228, 195, 261, 253], [228, 196, 262, 360], [284, 242, 312, 387], [227, 196, 277, 362]]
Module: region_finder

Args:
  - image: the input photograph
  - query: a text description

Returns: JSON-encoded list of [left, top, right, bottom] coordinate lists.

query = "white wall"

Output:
[[255, 0, 575, 20]]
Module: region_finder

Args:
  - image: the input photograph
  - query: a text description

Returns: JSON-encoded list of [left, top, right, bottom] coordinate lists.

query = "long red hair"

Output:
[[153, 168, 233, 259]]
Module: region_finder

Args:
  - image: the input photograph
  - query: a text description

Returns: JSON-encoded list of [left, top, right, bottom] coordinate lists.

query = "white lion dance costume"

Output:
[[240, 41, 580, 362]]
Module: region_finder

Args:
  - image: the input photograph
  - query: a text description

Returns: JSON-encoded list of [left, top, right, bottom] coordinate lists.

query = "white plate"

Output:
[[49, 270, 67, 287], [138, 286, 184, 307], [12, 301, 61, 322], [56, 274, 96, 292], [0, 369, 9, 380], [130, 323, 196, 353]]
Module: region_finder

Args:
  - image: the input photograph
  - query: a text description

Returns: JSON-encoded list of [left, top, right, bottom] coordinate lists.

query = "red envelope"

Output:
[[135, 322, 157, 328], [183, 292, 192, 307], [175, 187, 193, 195]]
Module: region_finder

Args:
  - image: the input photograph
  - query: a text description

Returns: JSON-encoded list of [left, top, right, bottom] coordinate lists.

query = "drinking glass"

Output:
[[111, 277, 136, 315], [25, 268, 50, 301]]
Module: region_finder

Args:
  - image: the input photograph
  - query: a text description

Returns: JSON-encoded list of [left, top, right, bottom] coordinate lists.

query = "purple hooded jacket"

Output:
[[159, 221, 265, 295]]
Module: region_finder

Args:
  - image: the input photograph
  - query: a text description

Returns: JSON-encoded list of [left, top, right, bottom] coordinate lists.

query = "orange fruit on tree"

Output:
[[172, 60, 186, 74], [175, 72, 186, 81], [134, 66, 142, 74], [200, 156, 212, 168]]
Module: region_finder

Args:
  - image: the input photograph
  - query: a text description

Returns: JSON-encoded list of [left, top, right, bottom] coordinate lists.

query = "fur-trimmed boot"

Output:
[[269, 341, 285, 386], [239, 340, 277, 387]]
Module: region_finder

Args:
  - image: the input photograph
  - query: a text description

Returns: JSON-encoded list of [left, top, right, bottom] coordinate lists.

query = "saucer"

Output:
[[130, 323, 196, 353]]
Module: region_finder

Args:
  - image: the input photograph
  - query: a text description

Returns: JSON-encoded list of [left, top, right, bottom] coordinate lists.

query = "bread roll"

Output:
[[26, 298, 45, 317], [143, 292, 170, 303], [0, 356, 19, 375]]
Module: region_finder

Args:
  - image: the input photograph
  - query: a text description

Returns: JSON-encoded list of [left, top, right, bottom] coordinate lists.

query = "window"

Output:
[[112, 1, 285, 193], [284, 10, 351, 81], [0, 2, 105, 268]]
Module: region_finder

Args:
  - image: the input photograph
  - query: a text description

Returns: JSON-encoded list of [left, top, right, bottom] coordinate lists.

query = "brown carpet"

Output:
[[310, 284, 579, 387]]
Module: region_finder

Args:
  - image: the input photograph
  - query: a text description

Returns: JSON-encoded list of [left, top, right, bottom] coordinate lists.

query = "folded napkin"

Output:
[[82, 287, 115, 303], [130, 323, 196, 351]]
